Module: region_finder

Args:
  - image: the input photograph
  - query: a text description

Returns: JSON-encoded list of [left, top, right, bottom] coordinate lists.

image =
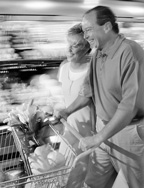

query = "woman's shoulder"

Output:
[[60, 59, 69, 68], [58, 59, 69, 81]]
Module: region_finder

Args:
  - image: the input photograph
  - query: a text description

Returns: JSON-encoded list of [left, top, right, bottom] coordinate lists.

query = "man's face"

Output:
[[66, 34, 88, 62], [82, 11, 105, 50]]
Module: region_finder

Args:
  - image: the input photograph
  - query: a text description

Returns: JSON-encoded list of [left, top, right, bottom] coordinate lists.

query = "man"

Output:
[[55, 6, 144, 188]]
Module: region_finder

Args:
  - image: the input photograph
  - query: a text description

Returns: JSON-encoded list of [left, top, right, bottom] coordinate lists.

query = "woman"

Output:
[[56, 23, 95, 153], [53, 23, 96, 188]]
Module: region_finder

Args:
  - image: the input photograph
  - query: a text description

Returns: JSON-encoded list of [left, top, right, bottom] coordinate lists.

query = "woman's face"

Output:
[[66, 34, 89, 63]]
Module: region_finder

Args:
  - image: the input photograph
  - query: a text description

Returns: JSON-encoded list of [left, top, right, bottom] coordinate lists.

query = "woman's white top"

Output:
[[58, 60, 93, 138]]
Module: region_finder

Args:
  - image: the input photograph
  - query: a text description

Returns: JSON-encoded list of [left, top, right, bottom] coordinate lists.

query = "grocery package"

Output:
[[28, 143, 66, 175]]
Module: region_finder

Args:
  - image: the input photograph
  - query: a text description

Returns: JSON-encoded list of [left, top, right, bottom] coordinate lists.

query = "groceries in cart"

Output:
[[28, 143, 66, 175], [3, 99, 67, 167], [1, 99, 79, 187], [3, 99, 61, 141], [0, 124, 75, 188]]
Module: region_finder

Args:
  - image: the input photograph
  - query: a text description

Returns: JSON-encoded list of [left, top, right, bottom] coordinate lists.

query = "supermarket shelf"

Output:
[[0, 59, 63, 71]]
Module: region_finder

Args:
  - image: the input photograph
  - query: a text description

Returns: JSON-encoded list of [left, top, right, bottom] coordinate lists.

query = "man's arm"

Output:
[[54, 95, 92, 120], [79, 109, 137, 151], [100, 49, 140, 143], [95, 109, 137, 146]]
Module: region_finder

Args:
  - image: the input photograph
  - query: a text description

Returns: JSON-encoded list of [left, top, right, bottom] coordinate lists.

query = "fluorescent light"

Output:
[[24, 1, 54, 9], [84, 0, 100, 5], [83, 0, 100, 8], [119, 6, 144, 15]]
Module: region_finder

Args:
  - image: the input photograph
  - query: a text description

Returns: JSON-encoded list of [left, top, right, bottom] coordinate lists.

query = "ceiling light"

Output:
[[84, 0, 100, 4], [119, 6, 144, 16], [83, 0, 100, 8], [24, 1, 54, 9]]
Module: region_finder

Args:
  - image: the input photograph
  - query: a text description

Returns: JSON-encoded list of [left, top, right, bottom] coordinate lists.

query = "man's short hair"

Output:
[[85, 6, 119, 34]]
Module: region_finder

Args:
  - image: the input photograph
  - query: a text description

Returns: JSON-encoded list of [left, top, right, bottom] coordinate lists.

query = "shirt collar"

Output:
[[96, 34, 125, 59]]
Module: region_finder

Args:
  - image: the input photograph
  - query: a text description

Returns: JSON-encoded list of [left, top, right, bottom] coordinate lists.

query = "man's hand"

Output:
[[78, 134, 102, 152], [54, 108, 70, 120]]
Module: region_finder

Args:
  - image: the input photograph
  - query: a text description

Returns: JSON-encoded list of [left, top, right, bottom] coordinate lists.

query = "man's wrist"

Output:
[[93, 133, 103, 146]]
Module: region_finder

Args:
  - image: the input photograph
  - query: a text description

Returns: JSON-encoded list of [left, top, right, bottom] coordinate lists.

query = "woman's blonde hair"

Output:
[[67, 23, 83, 36], [67, 23, 90, 52]]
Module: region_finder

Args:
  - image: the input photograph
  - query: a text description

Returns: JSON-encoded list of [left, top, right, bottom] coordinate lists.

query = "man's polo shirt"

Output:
[[80, 34, 144, 121]]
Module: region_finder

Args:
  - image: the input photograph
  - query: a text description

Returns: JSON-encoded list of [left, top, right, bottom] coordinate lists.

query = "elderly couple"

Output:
[[54, 6, 144, 188]]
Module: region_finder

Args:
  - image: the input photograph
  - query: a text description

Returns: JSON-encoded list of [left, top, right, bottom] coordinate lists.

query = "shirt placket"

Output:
[[97, 56, 106, 77]]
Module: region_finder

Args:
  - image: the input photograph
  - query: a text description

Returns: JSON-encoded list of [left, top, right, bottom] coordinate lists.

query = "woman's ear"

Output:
[[103, 21, 112, 34]]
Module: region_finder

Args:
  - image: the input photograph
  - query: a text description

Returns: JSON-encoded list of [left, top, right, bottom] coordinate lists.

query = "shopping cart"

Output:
[[0, 125, 26, 188], [0, 126, 20, 170], [0, 119, 77, 188]]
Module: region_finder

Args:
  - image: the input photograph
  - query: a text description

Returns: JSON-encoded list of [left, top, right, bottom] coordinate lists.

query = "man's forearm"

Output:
[[96, 109, 137, 145], [67, 95, 91, 116]]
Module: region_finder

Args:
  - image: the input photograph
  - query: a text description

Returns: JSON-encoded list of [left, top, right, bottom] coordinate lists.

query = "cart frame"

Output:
[[0, 123, 76, 188]]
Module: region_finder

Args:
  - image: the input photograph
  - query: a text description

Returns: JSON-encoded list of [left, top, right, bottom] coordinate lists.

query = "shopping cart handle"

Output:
[[60, 118, 99, 168], [72, 147, 96, 168], [60, 118, 83, 140]]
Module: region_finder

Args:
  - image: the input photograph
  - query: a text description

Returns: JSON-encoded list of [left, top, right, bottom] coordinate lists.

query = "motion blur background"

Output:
[[0, 0, 144, 182], [0, 0, 144, 60], [0, 0, 144, 123]]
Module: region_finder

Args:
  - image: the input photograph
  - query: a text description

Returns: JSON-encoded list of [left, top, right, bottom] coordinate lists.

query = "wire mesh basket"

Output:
[[0, 125, 27, 188], [0, 123, 76, 188]]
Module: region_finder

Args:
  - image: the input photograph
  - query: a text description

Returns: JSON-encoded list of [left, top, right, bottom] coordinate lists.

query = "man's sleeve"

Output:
[[118, 47, 139, 112]]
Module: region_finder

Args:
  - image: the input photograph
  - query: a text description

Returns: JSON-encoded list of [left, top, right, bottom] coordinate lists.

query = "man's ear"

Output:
[[103, 21, 112, 33]]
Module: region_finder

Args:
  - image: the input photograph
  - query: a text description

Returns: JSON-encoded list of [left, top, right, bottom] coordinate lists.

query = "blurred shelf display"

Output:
[[0, 59, 63, 124], [0, 15, 144, 62], [0, 15, 144, 124], [0, 18, 79, 61], [0, 16, 77, 124], [119, 21, 144, 49]]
